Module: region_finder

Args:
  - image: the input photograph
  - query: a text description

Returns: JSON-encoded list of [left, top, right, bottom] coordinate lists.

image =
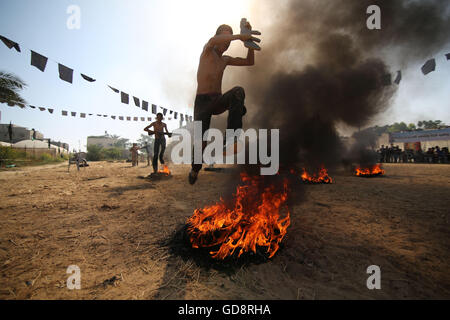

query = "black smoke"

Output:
[[228, 0, 450, 172]]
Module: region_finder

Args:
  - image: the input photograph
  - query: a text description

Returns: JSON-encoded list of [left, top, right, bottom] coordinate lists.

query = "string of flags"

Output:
[[0, 34, 193, 122], [0, 99, 185, 123], [2, 33, 449, 113]]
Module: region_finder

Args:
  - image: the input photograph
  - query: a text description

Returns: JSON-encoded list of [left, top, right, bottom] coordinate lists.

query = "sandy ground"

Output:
[[0, 161, 449, 299]]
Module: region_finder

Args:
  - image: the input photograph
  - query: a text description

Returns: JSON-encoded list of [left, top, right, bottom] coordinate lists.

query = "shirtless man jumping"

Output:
[[188, 21, 259, 185]]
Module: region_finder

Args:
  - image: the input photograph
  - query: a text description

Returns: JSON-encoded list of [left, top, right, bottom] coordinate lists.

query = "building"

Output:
[[87, 135, 120, 148], [0, 123, 44, 143], [377, 128, 450, 151]]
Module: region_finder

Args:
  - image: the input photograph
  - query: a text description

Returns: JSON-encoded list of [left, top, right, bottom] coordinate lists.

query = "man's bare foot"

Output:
[[188, 170, 198, 185]]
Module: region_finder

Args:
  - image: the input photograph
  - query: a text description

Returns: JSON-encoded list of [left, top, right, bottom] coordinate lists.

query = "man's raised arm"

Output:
[[224, 48, 254, 66], [205, 34, 253, 50]]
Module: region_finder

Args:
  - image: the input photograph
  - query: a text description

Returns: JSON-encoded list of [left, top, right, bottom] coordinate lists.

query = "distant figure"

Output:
[[144, 113, 171, 173], [142, 142, 152, 166], [129, 143, 140, 167]]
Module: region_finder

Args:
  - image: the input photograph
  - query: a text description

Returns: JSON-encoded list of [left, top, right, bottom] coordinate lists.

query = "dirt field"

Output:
[[0, 161, 449, 299]]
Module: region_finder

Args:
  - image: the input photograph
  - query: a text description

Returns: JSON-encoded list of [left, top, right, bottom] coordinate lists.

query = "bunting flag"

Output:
[[394, 70, 402, 85], [108, 85, 119, 93], [30, 105, 36, 109], [111, 115, 116, 120], [127, 117, 131, 121], [147, 117, 152, 121], [80, 113, 86, 118], [31, 50, 48, 72], [119, 116, 124, 120], [140, 117, 145, 121], [133, 97, 140, 107], [39, 107, 46, 111], [62, 110, 68, 116], [421, 59, 436, 75], [133, 117, 138, 121], [58, 64, 73, 83], [81, 74, 96, 82], [1, 33, 194, 121], [121, 92, 129, 104], [446, 53, 450, 60], [48, 108, 54, 114], [103, 115, 107, 117], [0, 35, 21, 52], [71, 112, 77, 117]]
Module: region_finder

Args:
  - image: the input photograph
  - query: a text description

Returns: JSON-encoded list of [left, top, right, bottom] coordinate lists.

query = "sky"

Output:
[[0, 0, 449, 151]]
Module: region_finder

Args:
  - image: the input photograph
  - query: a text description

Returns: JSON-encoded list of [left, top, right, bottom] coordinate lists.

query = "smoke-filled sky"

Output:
[[0, 0, 449, 151]]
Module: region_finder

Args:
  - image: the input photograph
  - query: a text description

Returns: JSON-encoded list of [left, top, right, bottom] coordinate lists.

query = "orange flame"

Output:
[[301, 166, 333, 184], [158, 164, 171, 175], [355, 164, 385, 176], [186, 172, 291, 260]]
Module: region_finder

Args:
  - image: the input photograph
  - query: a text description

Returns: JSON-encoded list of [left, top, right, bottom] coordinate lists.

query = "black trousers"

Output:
[[153, 137, 166, 171], [191, 86, 246, 173]]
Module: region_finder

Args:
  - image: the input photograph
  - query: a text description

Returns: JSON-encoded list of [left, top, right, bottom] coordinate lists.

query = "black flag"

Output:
[[31, 51, 48, 72], [58, 64, 74, 83]]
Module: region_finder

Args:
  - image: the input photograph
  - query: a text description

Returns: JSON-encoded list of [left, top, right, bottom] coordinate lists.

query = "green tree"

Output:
[[0, 71, 27, 107], [87, 144, 103, 161], [417, 120, 445, 129], [101, 147, 123, 160], [137, 134, 154, 153], [387, 122, 408, 133], [407, 123, 416, 131]]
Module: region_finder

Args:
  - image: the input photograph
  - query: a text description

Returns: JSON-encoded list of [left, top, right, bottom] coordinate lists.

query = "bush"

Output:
[[87, 144, 103, 161], [101, 147, 123, 160], [0, 146, 27, 162], [39, 153, 54, 161]]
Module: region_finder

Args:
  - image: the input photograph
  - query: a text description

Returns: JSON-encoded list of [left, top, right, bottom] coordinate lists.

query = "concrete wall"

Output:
[[87, 137, 119, 148], [0, 124, 43, 143]]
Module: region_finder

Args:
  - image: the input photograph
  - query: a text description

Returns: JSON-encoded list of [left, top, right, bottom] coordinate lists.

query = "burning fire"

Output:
[[301, 166, 333, 184], [158, 164, 171, 175], [355, 164, 385, 177], [186, 173, 291, 260]]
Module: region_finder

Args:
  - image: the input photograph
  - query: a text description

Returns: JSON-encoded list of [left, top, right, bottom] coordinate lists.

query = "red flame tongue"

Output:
[[301, 166, 333, 184], [186, 173, 291, 260], [158, 165, 171, 175], [355, 164, 385, 176]]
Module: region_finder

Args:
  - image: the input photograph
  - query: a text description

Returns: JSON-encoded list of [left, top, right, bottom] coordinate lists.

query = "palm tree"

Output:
[[0, 71, 27, 107]]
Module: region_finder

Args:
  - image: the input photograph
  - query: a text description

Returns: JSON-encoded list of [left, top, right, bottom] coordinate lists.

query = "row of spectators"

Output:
[[378, 144, 450, 163]]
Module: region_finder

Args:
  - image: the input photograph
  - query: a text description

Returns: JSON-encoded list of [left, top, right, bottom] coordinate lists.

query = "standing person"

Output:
[[142, 142, 152, 166], [188, 21, 259, 184], [144, 113, 171, 173], [129, 143, 140, 167]]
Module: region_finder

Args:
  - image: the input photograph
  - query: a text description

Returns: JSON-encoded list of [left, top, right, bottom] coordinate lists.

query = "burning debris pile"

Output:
[[147, 165, 171, 180], [300, 166, 333, 184], [355, 164, 385, 177], [186, 172, 291, 260]]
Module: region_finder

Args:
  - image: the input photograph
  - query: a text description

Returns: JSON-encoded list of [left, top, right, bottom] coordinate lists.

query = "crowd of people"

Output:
[[378, 144, 450, 164]]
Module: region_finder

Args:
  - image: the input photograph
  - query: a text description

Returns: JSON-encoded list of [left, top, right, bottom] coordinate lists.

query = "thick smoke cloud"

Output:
[[229, 0, 450, 170]]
